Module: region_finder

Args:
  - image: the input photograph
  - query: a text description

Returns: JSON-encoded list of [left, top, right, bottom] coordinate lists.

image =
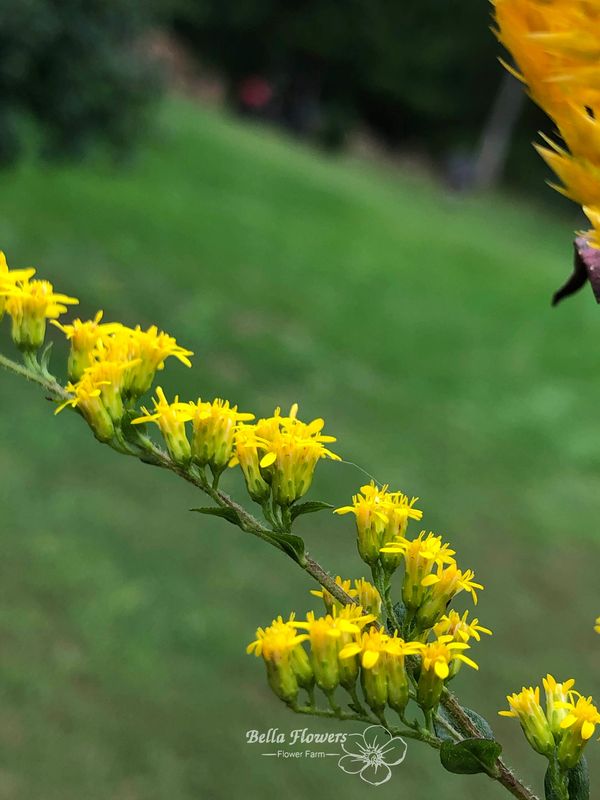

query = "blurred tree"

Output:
[[172, 0, 503, 154], [0, 0, 164, 165]]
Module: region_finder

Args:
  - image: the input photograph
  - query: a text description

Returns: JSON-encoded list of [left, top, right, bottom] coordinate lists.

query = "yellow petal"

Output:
[[260, 451, 277, 468], [582, 720, 596, 740], [362, 650, 380, 669], [434, 660, 450, 680]]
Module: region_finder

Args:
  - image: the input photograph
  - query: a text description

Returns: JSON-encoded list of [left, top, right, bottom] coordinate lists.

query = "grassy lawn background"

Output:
[[0, 97, 599, 799]]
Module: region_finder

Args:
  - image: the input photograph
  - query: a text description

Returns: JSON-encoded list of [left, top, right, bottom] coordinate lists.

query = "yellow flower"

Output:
[[339, 627, 390, 712], [187, 397, 254, 474], [557, 692, 600, 768], [352, 578, 382, 619], [493, 0, 600, 248], [94, 325, 193, 399], [335, 481, 422, 567], [52, 311, 122, 381], [381, 531, 455, 613], [310, 576, 358, 615], [255, 404, 340, 506], [0, 251, 36, 320], [433, 610, 492, 644], [3, 278, 78, 350], [131, 387, 194, 464], [55, 373, 115, 442], [385, 634, 425, 714], [293, 608, 372, 692], [594, 615, 600, 634], [232, 404, 339, 507], [247, 615, 311, 705], [232, 423, 271, 502], [127, 325, 193, 396], [543, 674, 576, 739], [417, 564, 483, 630], [499, 684, 556, 757], [83, 358, 138, 423], [417, 637, 478, 711]]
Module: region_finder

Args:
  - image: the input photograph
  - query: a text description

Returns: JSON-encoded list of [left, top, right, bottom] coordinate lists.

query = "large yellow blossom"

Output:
[[494, 0, 600, 248]]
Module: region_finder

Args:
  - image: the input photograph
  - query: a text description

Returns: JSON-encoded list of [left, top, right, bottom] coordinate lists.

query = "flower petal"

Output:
[[337, 754, 366, 775], [359, 761, 392, 786]]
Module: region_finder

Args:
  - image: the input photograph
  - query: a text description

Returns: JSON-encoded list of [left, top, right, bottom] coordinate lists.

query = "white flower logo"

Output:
[[337, 725, 407, 786]]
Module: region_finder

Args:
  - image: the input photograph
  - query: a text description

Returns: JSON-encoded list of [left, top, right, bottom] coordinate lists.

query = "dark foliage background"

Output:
[[0, 0, 162, 164]]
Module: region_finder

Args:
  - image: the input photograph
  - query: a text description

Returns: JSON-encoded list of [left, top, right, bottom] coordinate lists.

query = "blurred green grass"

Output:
[[1, 97, 599, 799]]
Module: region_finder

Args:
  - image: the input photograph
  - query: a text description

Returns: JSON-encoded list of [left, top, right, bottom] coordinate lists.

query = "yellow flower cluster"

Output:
[[494, 0, 600, 246], [0, 254, 339, 507], [335, 481, 422, 567], [381, 530, 483, 631], [0, 252, 78, 350], [231, 403, 340, 506], [56, 323, 194, 443], [500, 675, 600, 768], [248, 601, 482, 717]]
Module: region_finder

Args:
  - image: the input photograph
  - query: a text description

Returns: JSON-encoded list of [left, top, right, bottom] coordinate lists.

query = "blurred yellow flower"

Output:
[[3, 278, 78, 350], [494, 0, 600, 248]]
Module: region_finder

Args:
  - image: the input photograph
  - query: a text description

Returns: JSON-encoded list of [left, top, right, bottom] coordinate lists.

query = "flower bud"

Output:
[[55, 375, 116, 443], [499, 686, 556, 757], [232, 426, 271, 502], [132, 387, 193, 465], [3, 279, 78, 351], [543, 674, 575, 740], [557, 694, 600, 769], [385, 636, 424, 715], [417, 638, 478, 712], [247, 616, 309, 707]]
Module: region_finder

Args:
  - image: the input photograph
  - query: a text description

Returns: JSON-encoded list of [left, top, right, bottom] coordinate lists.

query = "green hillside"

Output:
[[0, 98, 598, 800]]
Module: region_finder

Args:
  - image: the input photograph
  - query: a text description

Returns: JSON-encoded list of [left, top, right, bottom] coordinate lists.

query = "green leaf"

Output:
[[290, 501, 334, 520], [265, 531, 306, 564], [440, 738, 502, 777], [191, 506, 241, 525], [462, 706, 496, 740]]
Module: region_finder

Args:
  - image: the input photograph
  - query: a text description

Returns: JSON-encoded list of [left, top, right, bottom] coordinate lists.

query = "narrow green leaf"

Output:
[[290, 501, 334, 520], [191, 506, 241, 525], [440, 738, 502, 777]]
